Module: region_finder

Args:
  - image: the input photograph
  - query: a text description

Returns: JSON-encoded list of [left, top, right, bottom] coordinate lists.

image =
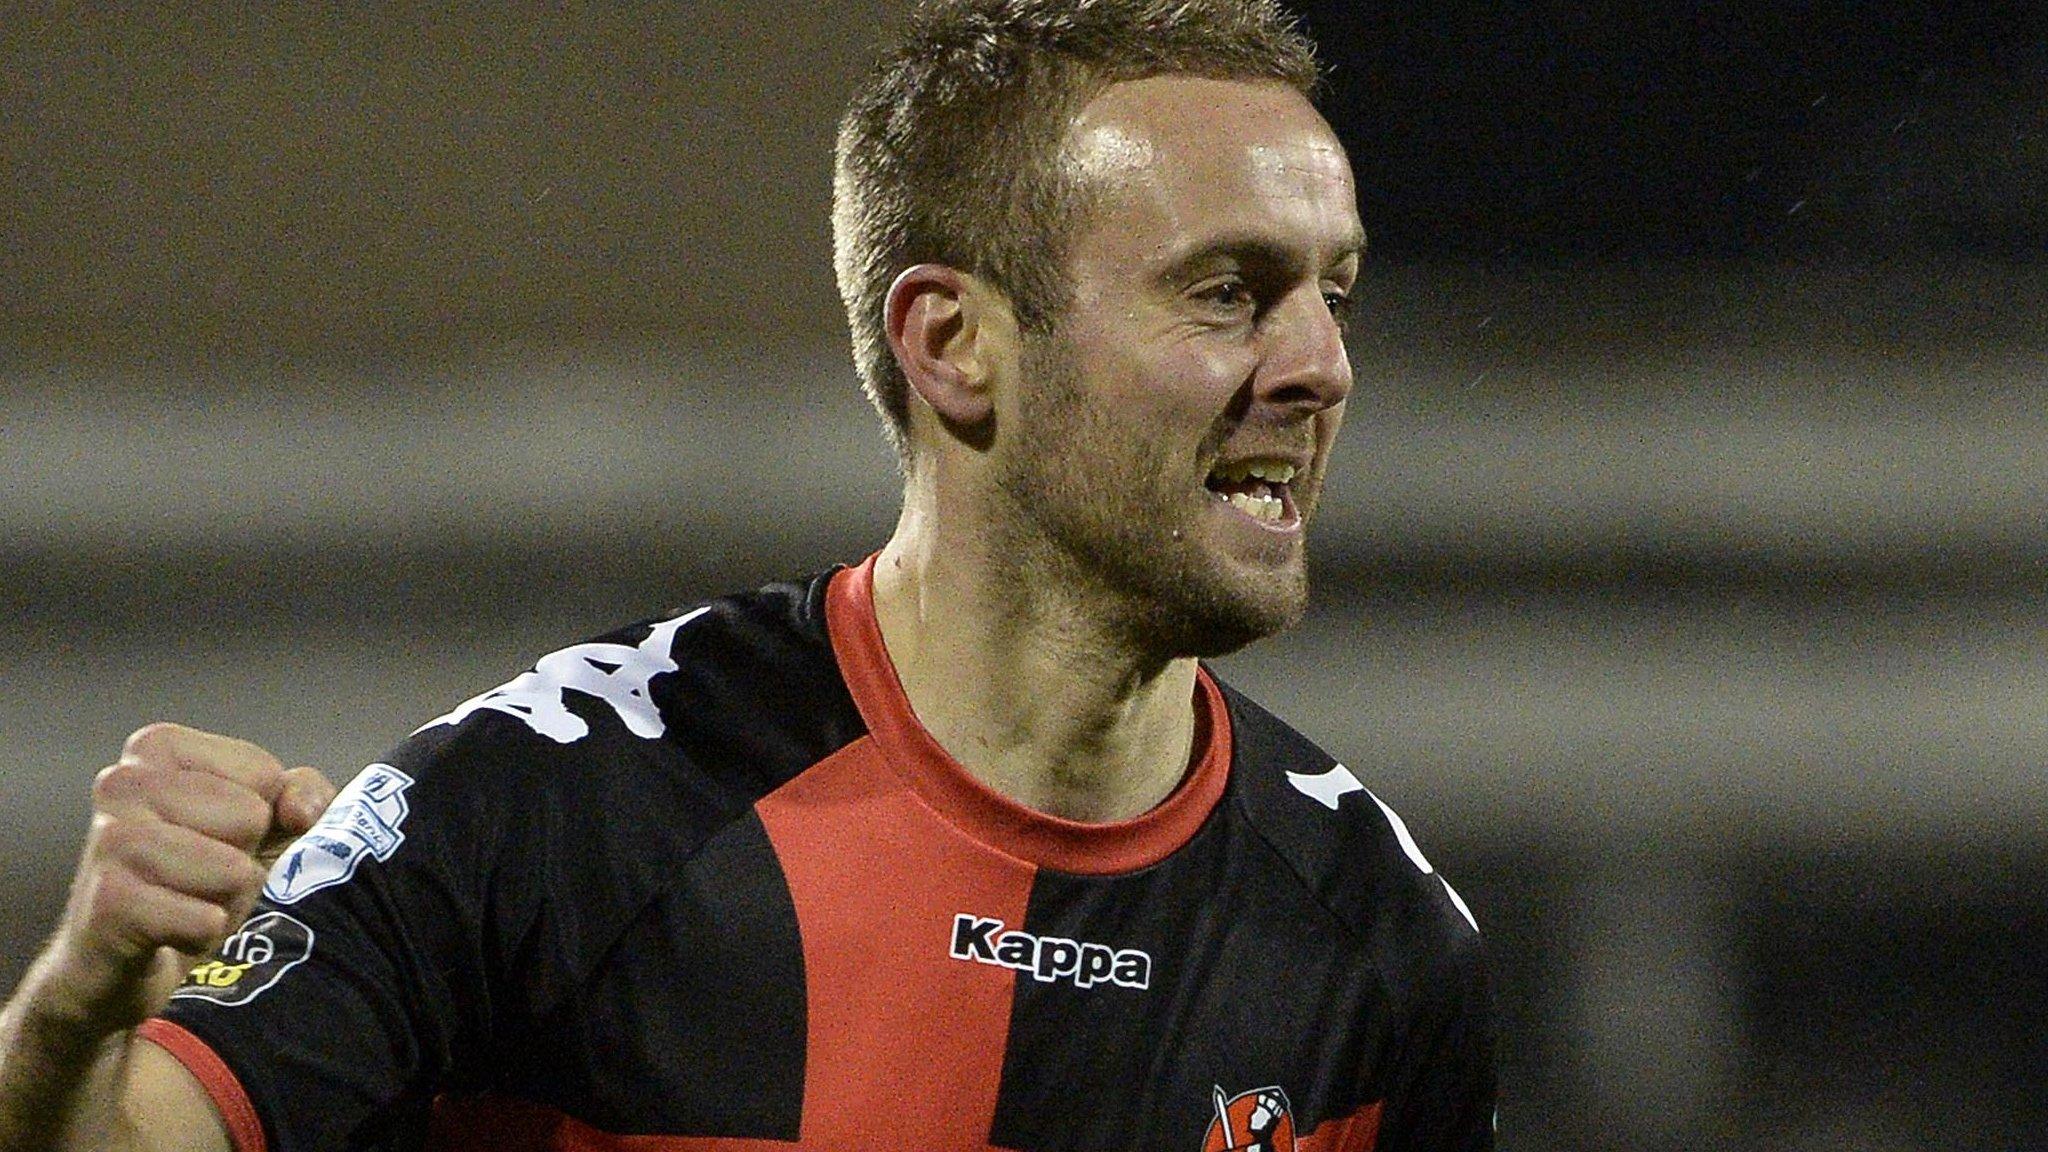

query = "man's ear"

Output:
[[884, 263, 1006, 438]]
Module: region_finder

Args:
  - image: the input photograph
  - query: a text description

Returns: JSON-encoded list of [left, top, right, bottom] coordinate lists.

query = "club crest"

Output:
[[1202, 1085, 1296, 1152]]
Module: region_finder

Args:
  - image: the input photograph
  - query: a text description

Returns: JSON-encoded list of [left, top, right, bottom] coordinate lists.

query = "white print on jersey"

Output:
[[265, 764, 415, 904], [170, 910, 315, 1007], [417, 606, 710, 744], [949, 914, 1152, 990], [1286, 762, 1364, 811], [1287, 763, 1480, 934]]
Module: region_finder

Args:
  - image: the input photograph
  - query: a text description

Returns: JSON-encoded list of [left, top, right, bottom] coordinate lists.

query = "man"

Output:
[[0, 1, 1495, 1148]]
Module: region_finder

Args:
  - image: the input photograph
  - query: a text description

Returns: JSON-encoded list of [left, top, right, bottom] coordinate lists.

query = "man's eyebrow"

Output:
[[1158, 228, 1367, 278]]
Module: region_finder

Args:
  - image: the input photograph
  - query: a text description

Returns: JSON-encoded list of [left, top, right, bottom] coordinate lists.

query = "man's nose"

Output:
[[1253, 285, 1353, 414]]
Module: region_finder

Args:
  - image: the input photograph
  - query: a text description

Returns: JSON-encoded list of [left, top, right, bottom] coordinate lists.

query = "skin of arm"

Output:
[[0, 725, 335, 1152]]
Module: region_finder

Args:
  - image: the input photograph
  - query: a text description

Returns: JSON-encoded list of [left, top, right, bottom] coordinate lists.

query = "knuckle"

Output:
[[161, 906, 229, 956], [90, 763, 129, 804], [120, 721, 186, 764], [92, 763, 170, 819], [224, 734, 286, 778], [91, 814, 146, 860], [85, 868, 141, 927], [224, 795, 278, 850], [280, 767, 340, 824], [284, 764, 337, 797], [230, 852, 268, 894], [215, 787, 268, 830], [199, 901, 233, 941]]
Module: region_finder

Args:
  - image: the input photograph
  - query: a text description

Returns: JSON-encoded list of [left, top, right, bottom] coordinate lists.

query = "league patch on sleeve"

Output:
[[170, 911, 315, 1007], [264, 763, 415, 904]]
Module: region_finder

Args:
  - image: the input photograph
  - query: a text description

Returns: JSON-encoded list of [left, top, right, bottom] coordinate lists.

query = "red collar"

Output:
[[824, 554, 1231, 875]]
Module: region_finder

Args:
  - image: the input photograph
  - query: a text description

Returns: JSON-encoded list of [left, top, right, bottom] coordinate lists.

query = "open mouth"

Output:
[[1204, 459, 1300, 525]]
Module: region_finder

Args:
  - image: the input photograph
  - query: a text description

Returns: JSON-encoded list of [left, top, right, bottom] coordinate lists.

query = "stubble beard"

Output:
[[992, 335, 1310, 663]]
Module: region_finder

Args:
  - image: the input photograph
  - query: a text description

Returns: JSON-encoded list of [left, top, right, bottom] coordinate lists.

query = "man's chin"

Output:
[[1124, 558, 1308, 660]]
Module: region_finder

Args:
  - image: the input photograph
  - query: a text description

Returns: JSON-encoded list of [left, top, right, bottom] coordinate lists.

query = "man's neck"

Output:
[[870, 524, 1200, 825]]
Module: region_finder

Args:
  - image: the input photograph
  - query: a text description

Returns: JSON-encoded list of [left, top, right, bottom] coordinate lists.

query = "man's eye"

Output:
[[1198, 280, 1254, 311], [1323, 291, 1354, 330]]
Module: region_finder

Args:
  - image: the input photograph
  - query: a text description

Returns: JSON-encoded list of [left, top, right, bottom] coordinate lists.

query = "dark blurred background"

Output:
[[3, 4, 2044, 1148]]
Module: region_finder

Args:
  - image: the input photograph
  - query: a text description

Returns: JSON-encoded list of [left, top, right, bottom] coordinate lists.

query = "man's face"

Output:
[[990, 76, 1362, 658]]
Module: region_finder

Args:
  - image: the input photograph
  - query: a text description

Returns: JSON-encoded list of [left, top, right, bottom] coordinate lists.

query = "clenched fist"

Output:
[[39, 724, 338, 1039]]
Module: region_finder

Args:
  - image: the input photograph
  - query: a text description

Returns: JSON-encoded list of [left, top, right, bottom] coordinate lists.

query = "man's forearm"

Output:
[[0, 960, 140, 1152]]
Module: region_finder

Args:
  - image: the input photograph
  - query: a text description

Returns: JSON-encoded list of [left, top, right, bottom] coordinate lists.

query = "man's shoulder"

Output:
[[422, 566, 834, 727], [355, 568, 865, 853], [416, 567, 848, 747], [1215, 678, 1482, 957], [225, 572, 868, 1033]]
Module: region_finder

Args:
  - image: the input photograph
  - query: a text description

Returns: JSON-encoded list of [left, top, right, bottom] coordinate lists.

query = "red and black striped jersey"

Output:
[[145, 556, 1494, 1151]]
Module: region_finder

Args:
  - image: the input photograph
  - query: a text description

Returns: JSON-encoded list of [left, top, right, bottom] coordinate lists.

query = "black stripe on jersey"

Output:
[[987, 809, 1384, 1150], [503, 809, 809, 1137], [449, 570, 865, 1135], [654, 570, 871, 812]]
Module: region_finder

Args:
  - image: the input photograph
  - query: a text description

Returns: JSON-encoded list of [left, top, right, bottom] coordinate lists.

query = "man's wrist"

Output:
[[3, 953, 136, 1073]]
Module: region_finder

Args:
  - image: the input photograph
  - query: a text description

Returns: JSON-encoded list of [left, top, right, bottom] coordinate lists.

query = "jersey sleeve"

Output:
[[145, 718, 517, 1150], [142, 604, 751, 1150], [1371, 914, 1498, 1152], [1212, 681, 1500, 1151]]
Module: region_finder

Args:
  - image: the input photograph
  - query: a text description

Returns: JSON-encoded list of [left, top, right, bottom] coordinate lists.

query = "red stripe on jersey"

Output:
[[432, 1093, 1042, 1151], [757, 735, 1034, 1147], [137, 1017, 269, 1152], [430, 1093, 803, 1149], [426, 1082, 1384, 1151], [1297, 1099, 1384, 1152], [823, 556, 1231, 876]]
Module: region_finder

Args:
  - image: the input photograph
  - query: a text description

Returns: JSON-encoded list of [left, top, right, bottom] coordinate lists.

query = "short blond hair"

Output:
[[832, 0, 1322, 461]]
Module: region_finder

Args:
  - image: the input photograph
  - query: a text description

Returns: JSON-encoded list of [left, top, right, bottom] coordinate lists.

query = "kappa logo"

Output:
[[170, 911, 314, 1008], [1284, 762, 1363, 811], [949, 914, 1151, 990], [264, 763, 414, 904], [1202, 1085, 1296, 1152], [417, 606, 710, 744]]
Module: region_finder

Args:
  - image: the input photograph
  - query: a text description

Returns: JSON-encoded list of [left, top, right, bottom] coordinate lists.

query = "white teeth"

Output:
[[1224, 490, 1285, 521], [1210, 460, 1299, 485]]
